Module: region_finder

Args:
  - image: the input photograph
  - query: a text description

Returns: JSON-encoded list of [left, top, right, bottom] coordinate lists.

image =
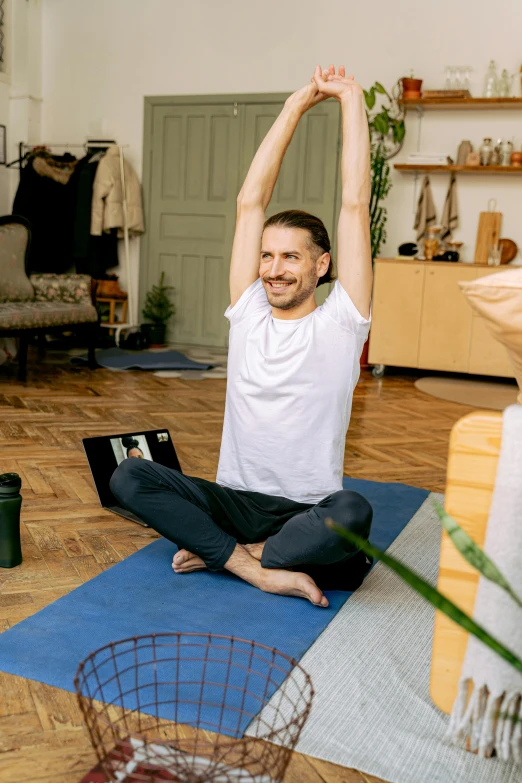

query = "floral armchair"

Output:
[[0, 216, 99, 381]]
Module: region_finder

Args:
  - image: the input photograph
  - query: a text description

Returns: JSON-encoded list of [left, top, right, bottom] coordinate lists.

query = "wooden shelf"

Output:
[[400, 97, 522, 110], [394, 163, 522, 174]]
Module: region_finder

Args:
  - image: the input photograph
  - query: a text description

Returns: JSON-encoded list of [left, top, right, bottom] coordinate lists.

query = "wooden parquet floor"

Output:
[[0, 352, 476, 783]]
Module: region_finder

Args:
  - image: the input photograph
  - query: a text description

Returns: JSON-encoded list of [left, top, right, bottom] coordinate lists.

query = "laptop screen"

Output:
[[82, 429, 182, 508]]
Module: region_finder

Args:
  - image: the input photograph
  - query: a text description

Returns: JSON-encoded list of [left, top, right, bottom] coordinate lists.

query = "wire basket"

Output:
[[75, 633, 314, 783]]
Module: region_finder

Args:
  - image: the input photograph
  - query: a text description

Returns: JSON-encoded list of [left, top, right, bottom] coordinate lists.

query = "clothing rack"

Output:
[[10, 140, 134, 329]]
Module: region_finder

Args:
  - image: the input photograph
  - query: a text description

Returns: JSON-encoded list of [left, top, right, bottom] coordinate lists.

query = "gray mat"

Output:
[[71, 347, 214, 371], [250, 495, 522, 783]]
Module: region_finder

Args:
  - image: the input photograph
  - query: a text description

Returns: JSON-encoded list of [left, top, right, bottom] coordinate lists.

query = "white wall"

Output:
[[8, 0, 42, 209], [39, 0, 522, 316], [0, 0, 43, 214]]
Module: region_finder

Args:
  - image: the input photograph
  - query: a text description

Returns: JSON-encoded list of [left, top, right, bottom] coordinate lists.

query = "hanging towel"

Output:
[[413, 175, 437, 242], [448, 404, 522, 762], [441, 173, 459, 240]]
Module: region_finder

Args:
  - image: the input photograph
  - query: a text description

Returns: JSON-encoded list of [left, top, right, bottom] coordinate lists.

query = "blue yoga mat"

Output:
[[0, 478, 428, 733], [71, 347, 214, 371]]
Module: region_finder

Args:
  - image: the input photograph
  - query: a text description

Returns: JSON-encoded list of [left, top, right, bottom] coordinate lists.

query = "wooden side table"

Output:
[[96, 296, 133, 345], [97, 297, 128, 327]]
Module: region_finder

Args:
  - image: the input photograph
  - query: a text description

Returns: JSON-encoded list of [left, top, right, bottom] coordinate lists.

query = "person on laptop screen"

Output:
[[122, 437, 145, 460], [111, 66, 373, 608]]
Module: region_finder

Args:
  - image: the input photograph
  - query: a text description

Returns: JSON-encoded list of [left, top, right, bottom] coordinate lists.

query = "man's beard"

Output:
[[263, 268, 317, 311]]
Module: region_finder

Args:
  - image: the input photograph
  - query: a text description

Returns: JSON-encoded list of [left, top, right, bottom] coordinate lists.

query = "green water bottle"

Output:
[[0, 473, 22, 568]]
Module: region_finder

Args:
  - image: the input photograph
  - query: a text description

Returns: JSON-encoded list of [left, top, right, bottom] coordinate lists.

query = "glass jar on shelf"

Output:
[[424, 225, 442, 261], [447, 240, 463, 261], [488, 245, 502, 266], [498, 139, 513, 166], [479, 137, 494, 166]]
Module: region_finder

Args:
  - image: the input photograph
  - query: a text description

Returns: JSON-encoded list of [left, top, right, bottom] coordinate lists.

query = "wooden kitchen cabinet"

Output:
[[417, 265, 477, 372], [369, 261, 424, 367], [369, 258, 515, 378]]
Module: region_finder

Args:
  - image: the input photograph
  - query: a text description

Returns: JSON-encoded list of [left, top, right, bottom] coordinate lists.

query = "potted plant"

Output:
[[401, 69, 423, 98], [141, 272, 175, 348], [364, 79, 406, 259]]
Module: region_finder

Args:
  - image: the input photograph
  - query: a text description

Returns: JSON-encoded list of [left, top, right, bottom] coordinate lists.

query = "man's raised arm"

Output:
[[313, 66, 373, 320], [229, 78, 329, 307]]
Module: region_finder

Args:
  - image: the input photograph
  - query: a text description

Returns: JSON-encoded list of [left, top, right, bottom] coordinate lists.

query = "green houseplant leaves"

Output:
[[327, 520, 522, 677], [363, 80, 405, 259], [433, 501, 522, 610]]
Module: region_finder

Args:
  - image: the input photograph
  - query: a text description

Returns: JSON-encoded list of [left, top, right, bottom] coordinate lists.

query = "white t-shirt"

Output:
[[216, 278, 371, 503]]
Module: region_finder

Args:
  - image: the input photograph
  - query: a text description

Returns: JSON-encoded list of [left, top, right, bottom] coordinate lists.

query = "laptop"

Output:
[[82, 429, 182, 527]]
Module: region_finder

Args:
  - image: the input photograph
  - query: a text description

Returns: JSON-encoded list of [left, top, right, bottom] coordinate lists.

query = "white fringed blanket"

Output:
[[448, 404, 522, 762]]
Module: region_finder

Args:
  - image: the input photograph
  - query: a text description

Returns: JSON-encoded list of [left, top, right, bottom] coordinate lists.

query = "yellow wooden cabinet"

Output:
[[368, 259, 514, 378]]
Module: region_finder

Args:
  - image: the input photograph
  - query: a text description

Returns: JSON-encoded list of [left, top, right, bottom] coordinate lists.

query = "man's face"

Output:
[[259, 226, 329, 311], [128, 448, 144, 459]]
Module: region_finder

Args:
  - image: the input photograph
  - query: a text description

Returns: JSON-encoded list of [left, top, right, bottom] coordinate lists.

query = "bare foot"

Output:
[[244, 541, 265, 561], [172, 549, 207, 574], [223, 545, 328, 608], [261, 569, 329, 608]]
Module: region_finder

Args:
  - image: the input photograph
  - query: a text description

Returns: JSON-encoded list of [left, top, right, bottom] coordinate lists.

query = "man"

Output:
[[111, 65, 373, 609]]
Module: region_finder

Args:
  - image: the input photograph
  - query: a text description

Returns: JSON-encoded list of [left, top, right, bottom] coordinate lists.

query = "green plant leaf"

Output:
[[365, 88, 376, 110], [395, 121, 406, 144], [433, 502, 522, 610], [327, 521, 522, 676], [373, 112, 389, 136], [374, 82, 387, 94]]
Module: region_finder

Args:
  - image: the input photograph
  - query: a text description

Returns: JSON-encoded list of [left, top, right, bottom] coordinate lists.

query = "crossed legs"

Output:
[[110, 459, 373, 608]]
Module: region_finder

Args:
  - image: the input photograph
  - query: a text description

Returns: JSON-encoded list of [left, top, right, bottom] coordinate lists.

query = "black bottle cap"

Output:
[[0, 473, 22, 496]]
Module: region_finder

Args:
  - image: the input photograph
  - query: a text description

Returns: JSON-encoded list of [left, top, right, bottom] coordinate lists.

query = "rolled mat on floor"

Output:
[[414, 377, 519, 411], [0, 477, 427, 736], [71, 347, 214, 371]]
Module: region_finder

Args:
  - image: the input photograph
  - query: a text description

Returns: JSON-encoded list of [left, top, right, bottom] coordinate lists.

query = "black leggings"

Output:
[[110, 459, 373, 590]]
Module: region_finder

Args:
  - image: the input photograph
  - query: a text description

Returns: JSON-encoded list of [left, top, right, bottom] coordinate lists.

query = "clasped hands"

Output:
[[286, 64, 363, 114]]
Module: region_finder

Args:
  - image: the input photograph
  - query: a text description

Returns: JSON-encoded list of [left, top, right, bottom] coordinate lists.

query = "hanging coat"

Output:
[[70, 153, 119, 277], [91, 146, 145, 238], [12, 152, 78, 274]]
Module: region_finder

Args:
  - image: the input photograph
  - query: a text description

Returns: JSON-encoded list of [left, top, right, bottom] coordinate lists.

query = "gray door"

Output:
[[146, 103, 240, 347], [142, 97, 341, 346]]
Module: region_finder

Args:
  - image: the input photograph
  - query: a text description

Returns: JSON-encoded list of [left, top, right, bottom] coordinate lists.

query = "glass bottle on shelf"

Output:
[[479, 138, 494, 166], [498, 69, 513, 97], [483, 60, 499, 98], [445, 66, 455, 90]]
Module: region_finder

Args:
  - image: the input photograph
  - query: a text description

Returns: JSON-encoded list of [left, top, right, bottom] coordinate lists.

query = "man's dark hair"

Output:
[[263, 210, 336, 287]]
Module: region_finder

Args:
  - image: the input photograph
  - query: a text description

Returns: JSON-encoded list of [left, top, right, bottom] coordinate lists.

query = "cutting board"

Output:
[[430, 411, 502, 714], [474, 205, 502, 265]]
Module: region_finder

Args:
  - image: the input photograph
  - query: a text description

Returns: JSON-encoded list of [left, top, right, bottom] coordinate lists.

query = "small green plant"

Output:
[[364, 81, 406, 149], [363, 81, 405, 259], [369, 145, 392, 260], [142, 272, 175, 325]]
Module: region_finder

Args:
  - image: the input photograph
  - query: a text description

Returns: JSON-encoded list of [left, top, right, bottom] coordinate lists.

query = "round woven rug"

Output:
[[414, 377, 519, 410]]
